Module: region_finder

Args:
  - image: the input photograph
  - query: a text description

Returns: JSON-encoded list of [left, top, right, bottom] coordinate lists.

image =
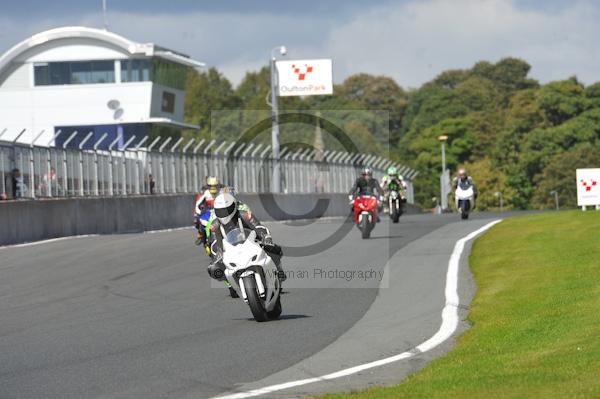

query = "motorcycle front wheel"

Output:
[[243, 276, 269, 322], [460, 200, 470, 220], [391, 201, 400, 223], [360, 218, 371, 239]]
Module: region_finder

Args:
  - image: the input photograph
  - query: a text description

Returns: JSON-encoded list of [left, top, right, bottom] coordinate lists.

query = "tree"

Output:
[[519, 108, 600, 181], [478, 57, 537, 94], [584, 82, 600, 108], [336, 74, 407, 147], [234, 66, 270, 110], [461, 158, 517, 211], [532, 143, 600, 209], [432, 69, 469, 89], [454, 76, 502, 112], [184, 67, 239, 140], [536, 78, 588, 126], [398, 86, 470, 159]]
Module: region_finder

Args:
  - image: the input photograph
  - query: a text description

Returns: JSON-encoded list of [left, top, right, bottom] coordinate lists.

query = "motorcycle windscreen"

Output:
[[224, 228, 254, 246]]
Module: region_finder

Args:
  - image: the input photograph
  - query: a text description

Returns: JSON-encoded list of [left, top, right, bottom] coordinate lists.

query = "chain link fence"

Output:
[[0, 129, 418, 202]]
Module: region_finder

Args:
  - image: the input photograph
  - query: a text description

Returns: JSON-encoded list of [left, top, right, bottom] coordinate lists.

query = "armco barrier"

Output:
[[0, 193, 421, 246]]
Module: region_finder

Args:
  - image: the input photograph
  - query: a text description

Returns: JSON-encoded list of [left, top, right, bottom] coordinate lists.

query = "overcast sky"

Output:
[[1, 0, 598, 88]]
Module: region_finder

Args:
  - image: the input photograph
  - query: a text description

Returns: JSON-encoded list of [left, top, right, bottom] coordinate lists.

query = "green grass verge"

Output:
[[318, 211, 600, 399]]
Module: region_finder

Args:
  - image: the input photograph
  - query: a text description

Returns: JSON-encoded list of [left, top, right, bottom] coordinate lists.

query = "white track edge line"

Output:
[[0, 226, 196, 249], [211, 219, 503, 399], [0, 234, 100, 250]]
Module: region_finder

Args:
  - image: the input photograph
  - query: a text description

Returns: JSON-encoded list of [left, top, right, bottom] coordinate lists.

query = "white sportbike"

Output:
[[222, 228, 283, 322], [455, 183, 475, 220]]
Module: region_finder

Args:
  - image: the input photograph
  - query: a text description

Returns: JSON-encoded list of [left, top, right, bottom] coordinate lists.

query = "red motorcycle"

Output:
[[352, 194, 379, 239]]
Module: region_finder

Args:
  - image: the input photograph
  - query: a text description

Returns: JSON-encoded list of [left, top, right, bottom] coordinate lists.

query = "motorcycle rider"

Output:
[[207, 192, 286, 282], [380, 166, 407, 213], [194, 176, 223, 248], [349, 167, 384, 221], [452, 168, 478, 208]]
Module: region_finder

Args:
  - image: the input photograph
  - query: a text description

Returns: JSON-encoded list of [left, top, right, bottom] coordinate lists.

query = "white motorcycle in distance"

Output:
[[455, 182, 475, 220], [222, 228, 283, 322]]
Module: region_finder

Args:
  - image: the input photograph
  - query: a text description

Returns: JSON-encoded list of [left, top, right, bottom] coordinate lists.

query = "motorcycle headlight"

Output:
[[252, 252, 266, 264], [225, 262, 237, 270]]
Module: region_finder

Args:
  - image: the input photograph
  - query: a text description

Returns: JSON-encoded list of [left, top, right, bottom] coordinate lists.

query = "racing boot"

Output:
[[276, 262, 287, 282], [195, 230, 203, 246]]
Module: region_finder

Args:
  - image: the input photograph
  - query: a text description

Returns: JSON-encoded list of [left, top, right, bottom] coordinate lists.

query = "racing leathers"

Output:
[[381, 175, 407, 212], [381, 175, 407, 193], [207, 208, 285, 281], [349, 176, 384, 198], [193, 184, 225, 248]]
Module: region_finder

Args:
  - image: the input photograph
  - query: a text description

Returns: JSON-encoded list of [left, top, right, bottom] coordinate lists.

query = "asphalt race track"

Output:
[[0, 212, 508, 399]]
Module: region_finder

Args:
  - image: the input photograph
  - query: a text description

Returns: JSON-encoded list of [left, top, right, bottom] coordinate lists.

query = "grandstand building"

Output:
[[0, 26, 203, 148]]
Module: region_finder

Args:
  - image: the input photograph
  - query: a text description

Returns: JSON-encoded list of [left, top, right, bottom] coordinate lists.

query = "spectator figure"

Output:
[[314, 174, 325, 193], [3, 171, 11, 199], [148, 174, 156, 194], [39, 167, 58, 196], [12, 168, 27, 199]]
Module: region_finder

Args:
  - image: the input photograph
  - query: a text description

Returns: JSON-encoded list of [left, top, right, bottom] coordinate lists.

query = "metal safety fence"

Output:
[[0, 129, 418, 202]]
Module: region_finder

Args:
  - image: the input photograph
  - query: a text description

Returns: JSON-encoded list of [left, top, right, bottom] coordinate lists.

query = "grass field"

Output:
[[318, 211, 600, 399]]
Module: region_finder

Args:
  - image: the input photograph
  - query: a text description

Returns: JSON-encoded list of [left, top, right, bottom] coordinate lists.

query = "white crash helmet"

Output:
[[214, 192, 237, 224]]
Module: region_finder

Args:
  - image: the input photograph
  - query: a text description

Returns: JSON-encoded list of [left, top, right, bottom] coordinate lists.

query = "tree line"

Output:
[[183, 58, 600, 209]]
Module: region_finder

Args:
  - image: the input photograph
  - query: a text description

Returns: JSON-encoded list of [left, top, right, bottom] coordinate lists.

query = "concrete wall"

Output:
[[0, 193, 421, 246], [238, 193, 350, 221], [0, 195, 193, 246]]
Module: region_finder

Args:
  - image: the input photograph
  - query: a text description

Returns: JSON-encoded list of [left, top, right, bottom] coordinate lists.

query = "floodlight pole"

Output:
[[270, 45, 286, 193], [438, 135, 449, 213], [495, 191, 504, 212], [550, 190, 559, 211], [102, 0, 109, 30]]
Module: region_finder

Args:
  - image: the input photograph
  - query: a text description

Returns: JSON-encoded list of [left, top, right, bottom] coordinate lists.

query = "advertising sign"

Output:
[[576, 168, 600, 206], [275, 59, 333, 97]]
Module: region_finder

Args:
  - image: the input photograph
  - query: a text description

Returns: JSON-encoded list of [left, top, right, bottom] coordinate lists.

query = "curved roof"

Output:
[[0, 26, 204, 74]]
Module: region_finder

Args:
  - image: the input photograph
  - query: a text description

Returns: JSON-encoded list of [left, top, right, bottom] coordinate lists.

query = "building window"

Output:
[[152, 58, 186, 90], [162, 91, 175, 113], [121, 59, 151, 83], [34, 61, 115, 85]]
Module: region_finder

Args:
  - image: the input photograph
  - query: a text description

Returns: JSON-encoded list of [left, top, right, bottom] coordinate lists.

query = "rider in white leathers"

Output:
[[452, 168, 478, 208]]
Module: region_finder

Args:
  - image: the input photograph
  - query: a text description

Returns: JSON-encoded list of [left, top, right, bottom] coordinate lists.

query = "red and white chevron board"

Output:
[[276, 59, 333, 97], [577, 168, 600, 206]]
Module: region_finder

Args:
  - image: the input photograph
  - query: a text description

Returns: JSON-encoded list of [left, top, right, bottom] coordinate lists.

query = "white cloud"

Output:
[[1, 0, 599, 88], [218, 57, 268, 86], [324, 0, 600, 88]]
